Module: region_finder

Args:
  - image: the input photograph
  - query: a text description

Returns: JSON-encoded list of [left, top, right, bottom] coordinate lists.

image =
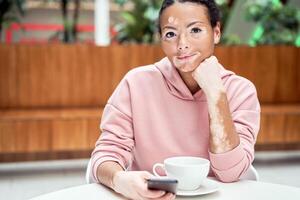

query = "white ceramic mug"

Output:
[[152, 156, 210, 191]]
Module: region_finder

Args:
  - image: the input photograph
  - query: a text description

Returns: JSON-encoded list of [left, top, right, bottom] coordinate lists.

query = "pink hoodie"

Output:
[[91, 57, 260, 183]]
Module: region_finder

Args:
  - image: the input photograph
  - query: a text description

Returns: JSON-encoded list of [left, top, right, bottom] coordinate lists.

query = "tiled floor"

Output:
[[1, 151, 300, 200]]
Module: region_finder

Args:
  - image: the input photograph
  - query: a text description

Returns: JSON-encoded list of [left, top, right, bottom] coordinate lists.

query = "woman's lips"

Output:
[[177, 54, 196, 60]]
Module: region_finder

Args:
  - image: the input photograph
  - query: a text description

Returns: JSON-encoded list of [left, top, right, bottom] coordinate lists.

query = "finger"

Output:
[[155, 192, 176, 200], [138, 171, 167, 198], [210, 55, 217, 60], [136, 184, 166, 198], [210, 56, 219, 64], [141, 171, 155, 180], [207, 55, 217, 61], [139, 187, 166, 199], [137, 181, 166, 199], [203, 55, 217, 64]]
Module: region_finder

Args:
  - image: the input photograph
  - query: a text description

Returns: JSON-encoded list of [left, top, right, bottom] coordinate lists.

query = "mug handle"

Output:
[[152, 163, 165, 177]]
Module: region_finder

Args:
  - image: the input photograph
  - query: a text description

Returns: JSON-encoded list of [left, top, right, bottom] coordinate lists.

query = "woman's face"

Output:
[[160, 2, 221, 73]]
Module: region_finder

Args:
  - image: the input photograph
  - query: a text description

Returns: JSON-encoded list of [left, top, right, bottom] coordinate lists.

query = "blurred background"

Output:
[[0, 0, 299, 199]]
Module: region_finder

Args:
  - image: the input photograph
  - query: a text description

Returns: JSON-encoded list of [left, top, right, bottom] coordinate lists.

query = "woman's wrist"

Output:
[[112, 170, 125, 191], [97, 161, 124, 191]]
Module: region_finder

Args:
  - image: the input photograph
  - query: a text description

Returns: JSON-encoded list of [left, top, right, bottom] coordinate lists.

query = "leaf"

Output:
[[121, 11, 136, 25], [114, 0, 163, 43], [245, 0, 299, 45], [113, 0, 128, 6], [144, 7, 159, 21]]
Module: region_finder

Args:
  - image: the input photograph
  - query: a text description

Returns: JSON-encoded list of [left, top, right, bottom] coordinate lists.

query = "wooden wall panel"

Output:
[[0, 121, 17, 152], [257, 105, 300, 145], [0, 118, 99, 153], [52, 119, 88, 151], [87, 118, 101, 148], [285, 115, 300, 143], [26, 120, 52, 152], [1, 106, 300, 154], [0, 45, 17, 107], [276, 46, 300, 103], [257, 113, 286, 144], [1, 44, 298, 109], [0, 120, 52, 153], [215, 46, 300, 103], [0, 108, 102, 154], [0, 44, 166, 109], [0, 44, 299, 160]]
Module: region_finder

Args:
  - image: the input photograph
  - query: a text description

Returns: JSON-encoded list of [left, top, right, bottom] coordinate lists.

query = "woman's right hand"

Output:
[[112, 171, 176, 200]]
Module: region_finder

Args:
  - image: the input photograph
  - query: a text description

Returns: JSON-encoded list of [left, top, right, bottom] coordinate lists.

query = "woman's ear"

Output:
[[213, 22, 221, 44]]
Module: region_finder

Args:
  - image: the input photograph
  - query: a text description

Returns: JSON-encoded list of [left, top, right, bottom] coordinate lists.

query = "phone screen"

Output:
[[147, 177, 178, 194]]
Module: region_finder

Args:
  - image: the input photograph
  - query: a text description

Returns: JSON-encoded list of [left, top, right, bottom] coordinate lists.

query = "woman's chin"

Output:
[[173, 57, 202, 73], [177, 65, 197, 73]]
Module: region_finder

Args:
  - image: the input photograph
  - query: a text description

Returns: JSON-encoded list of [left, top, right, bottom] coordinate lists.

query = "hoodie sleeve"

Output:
[[90, 76, 134, 183], [209, 77, 261, 182]]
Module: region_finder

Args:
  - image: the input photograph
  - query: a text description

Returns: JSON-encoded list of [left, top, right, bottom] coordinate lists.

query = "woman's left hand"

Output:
[[192, 56, 223, 93]]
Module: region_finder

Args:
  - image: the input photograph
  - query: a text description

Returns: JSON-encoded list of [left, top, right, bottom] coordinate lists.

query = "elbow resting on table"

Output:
[[213, 169, 243, 183]]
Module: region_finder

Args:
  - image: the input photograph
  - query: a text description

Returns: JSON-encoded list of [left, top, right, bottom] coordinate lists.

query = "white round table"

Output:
[[30, 180, 300, 200]]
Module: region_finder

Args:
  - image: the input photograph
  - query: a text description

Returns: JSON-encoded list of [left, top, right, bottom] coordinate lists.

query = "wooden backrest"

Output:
[[0, 44, 165, 109], [215, 46, 300, 104], [0, 44, 299, 109]]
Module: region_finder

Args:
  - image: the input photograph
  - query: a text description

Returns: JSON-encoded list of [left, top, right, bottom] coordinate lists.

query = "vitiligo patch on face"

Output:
[[172, 53, 201, 72], [168, 16, 178, 25], [168, 16, 174, 23]]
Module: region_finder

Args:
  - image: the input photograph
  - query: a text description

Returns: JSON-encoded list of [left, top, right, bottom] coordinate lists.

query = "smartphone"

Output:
[[147, 177, 178, 194]]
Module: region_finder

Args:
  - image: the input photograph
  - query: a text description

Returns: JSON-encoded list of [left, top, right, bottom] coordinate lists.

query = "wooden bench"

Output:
[[257, 104, 300, 150], [0, 108, 102, 161], [1, 105, 300, 161]]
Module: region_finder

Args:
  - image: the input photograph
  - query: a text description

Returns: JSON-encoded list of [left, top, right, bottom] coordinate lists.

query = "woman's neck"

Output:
[[177, 70, 200, 95]]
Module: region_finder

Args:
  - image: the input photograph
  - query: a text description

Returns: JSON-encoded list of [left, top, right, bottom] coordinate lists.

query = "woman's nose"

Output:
[[177, 35, 189, 51], [178, 45, 189, 51]]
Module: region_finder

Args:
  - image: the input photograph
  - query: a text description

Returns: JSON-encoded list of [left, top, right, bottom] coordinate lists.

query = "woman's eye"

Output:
[[191, 28, 202, 33], [165, 32, 176, 38]]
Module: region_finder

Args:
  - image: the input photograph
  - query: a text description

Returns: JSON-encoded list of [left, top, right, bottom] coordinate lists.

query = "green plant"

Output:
[[215, 0, 241, 45], [61, 0, 80, 43], [47, 0, 81, 43], [113, 0, 162, 43], [0, 0, 25, 40], [221, 33, 241, 45], [215, 0, 230, 30], [245, 0, 300, 45]]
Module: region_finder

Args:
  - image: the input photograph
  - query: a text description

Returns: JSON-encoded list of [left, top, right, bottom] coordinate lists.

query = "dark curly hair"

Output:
[[158, 0, 220, 34]]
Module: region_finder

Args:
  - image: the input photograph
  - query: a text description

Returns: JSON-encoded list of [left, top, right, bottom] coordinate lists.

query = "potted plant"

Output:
[[245, 0, 300, 46], [113, 0, 162, 43]]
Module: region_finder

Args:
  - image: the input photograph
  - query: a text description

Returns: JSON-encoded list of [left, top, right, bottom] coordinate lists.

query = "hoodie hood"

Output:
[[154, 57, 235, 101]]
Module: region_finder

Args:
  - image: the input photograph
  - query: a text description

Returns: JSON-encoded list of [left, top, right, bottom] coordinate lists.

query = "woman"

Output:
[[91, 0, 260, 199]]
